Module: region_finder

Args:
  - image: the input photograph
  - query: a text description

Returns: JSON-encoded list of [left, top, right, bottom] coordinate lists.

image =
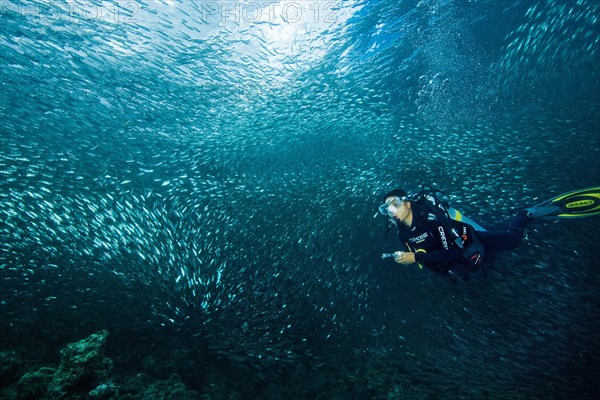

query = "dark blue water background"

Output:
[[1, 0, 600, 398]]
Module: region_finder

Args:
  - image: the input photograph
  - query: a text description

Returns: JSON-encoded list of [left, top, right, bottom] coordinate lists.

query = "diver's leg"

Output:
[[477, 212, 529, 254]]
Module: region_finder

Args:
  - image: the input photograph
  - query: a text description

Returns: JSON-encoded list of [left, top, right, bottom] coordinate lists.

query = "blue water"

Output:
[[1, 0, 600, 398]]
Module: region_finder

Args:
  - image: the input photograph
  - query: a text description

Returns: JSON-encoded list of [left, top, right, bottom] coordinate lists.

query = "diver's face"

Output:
[[384, 196, 412, 225]]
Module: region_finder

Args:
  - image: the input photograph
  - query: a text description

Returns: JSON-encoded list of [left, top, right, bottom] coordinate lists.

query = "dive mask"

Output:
[[378, 196, 406, 217]]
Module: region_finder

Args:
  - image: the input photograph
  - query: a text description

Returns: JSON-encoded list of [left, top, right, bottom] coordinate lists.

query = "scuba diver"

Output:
[[378, 185, 600, 282]]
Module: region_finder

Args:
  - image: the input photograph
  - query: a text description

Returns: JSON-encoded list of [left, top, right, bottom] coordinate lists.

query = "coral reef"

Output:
[[15, 367, 55, 400], [0, 330, 209, 400], [117, 373, 198, 400]]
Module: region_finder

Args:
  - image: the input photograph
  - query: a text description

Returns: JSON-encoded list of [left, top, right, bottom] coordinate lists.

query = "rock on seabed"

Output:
[[47, 330, 114, 400]]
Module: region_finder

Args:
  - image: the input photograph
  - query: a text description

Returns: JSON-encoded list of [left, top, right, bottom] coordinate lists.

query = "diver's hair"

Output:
[[382, 188, 407, 202]]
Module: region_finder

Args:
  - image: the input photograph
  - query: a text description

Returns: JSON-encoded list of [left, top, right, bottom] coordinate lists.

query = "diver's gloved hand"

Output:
[[394, 251, 416, 265]]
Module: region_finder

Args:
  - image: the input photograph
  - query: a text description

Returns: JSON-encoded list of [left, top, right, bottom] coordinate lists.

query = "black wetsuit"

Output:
[[397, 204, 529, 279]]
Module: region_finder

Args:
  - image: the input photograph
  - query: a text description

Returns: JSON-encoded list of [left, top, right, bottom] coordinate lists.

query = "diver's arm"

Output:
[[394, 249, 460, 265], [396, 226, 463, 265], [414, 249, 461, 264], [393, 240, 459, 265]]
